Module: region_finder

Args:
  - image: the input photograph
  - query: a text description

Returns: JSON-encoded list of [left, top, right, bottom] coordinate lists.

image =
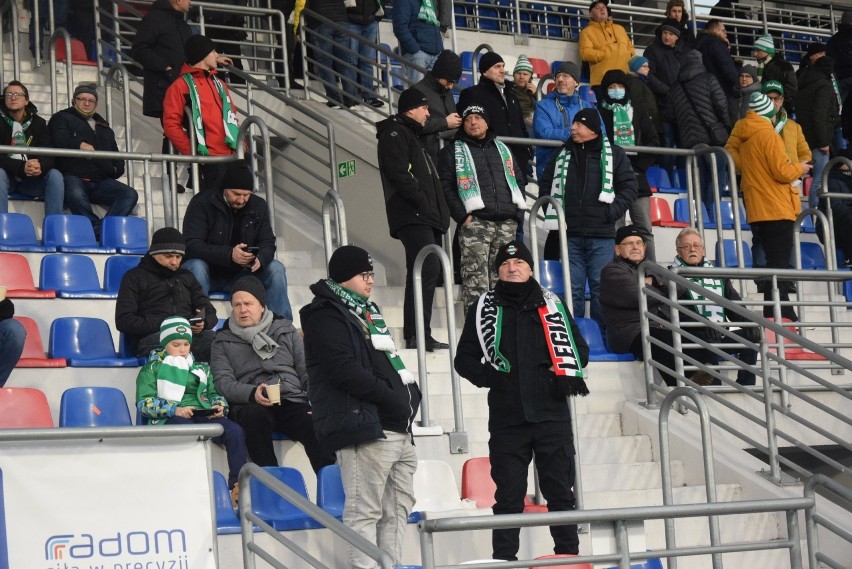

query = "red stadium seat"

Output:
[[13, 316, 66, 368], [0, 387, 54, 427], [650, 197, 688, 228], [531, 554, 592, 569], [56, 38, 97, 66], [765, 318, 826, 361], [0, 253, 56, 298], [461, 456, 547, 512]]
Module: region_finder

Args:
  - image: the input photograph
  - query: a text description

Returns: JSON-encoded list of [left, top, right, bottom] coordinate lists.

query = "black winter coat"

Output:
[[182, 190, 277, 279], [413, 73, 458, 163], [376, 114, 450, 237], [0, 103, 55, 178], [48, 107, 125, 181], [114, 254, 218, 352], [457, 77, 530, 186], [455, 280, 589, 431], [694, 32, 739, 97], [539, 135, 638, 238], [828, 25, 852, 81], [300, 280, 422, 453], [797, 57, 841, 150], [669, 55, 731, 148], [761, 55, 797, 114], [130, 0, 193, 118], [626, 74, 661, 134], [438, 131, 523, 224], [643, 38, 686, 120], [600, 255, 667, 353], [598, 96, 660, 198]]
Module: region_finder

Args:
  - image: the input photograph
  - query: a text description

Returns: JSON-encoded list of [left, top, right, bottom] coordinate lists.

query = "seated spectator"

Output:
[[182, 159, 293, 320], [162, 35, 239, 191], [0, 294, 25, 386], [0, 80, 64, 215], [48, 83, 138, 239], [818, 149, 852, 266], [116, 227, 218, 361], [211, 276, 335, 471], [511, 55, 537, 131], [136, 315, 247, 506]]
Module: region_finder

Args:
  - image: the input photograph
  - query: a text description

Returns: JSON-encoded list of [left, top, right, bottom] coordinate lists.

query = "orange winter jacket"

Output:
[[579, 20, 635, 86]]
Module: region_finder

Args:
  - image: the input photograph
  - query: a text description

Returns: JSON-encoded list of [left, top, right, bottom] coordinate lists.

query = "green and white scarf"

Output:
[[600, 100, 635, 146], [543, 138, 614, 230], [156, 353, 211, 404], [453, 139, 528, 213], [671, 256, 725, 323], [773, 107, 788, 134], [0, 108, 33, 160], [831, 73, 843, 114], [475, 287, 586, 387], [182, 72, 240, 156], [326, 278, 415, 385], [417, 0, 440, 26]]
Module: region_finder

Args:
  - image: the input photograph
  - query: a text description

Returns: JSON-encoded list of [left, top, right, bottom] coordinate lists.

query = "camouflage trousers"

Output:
[[459, 217, 518, 309]]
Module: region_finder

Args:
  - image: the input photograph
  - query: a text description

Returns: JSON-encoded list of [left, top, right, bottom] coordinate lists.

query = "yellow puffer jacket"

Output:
[[725, 111, 805, 223], [579, 20, 635, 86]]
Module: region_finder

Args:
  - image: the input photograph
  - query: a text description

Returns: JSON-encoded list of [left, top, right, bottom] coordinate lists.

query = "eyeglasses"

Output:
[[767, 95, 782, 101], [677, 243, 704, 251], [4, 93, 25, 99], [619, 239, 645, 247], [358, 271, 375, 281], [75, 96, 97, 105]]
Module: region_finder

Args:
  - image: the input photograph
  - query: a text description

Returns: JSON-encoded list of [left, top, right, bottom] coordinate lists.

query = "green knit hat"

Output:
[[753, 34, 775, 55], [160, 316, 193, 347], [749, 92, 776, 120], [513, 54, 533, 75], [762, 80, 784, 96]]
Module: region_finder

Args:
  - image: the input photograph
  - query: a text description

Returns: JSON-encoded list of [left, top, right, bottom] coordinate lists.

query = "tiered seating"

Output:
[[800, 242, 827, 270], [49, 317, 141, 367], [0, 387, 54, 427], [101, 216, 148, 254], [58, 386, 133, 427], [460, 456, 547, 513], [575, 318, 634, 362], [104, 255, 142, 294], [43, 214, 115, 253], [0, 252, 56, 298], [55, 38, 97, 66], [538, 259, 566, 298], [649, 197, 688, 228], [214, 471, 241, 535], [646, 166, 682, 195], [13, 316, 66, 368], [766, 319, 827, 361], [40, 254, 115, 298], [0, 213, 53, 251], [715, 240, 753, 268], [249, 466, 323, 530], [316, 464, 345, 519]]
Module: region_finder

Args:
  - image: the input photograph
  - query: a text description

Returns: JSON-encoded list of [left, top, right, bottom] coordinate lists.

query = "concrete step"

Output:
[[584, 482, 742, 510], [579, 435, 653, 465]]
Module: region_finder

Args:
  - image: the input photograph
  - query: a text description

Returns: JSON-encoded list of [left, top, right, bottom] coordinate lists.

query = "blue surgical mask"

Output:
[[607, 88, 626, 100]]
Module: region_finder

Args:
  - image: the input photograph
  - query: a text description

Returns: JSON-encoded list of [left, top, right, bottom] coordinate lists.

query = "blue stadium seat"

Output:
[[538, 259, 565, 297], [646, 166, 681, 194], [709, 200, 735, 229], [40, 254, 113, 299], [673, 198, 715, 228], [844, 280, 852, 307], [101, 216, 148, 254], [104, 255, 142, 295], [0, 212, 53, 252], [578, 84, 596, 105], [476, 1, 501, 31], [604, 557, 663, 569], [575, 317, 634, 362], [117, 332, 147, 365], [42, 214, 115, 253], [250, 466, 323, 530], [0, 252, 56, 298], [49, 317, 141, 367], [316, 464, 345, 520], [59, 386, 133, 427], [800, 242, 826, 269], [715, 239, 753, 268], [800, 207, 816, 234], [214, 471, 241, 535]]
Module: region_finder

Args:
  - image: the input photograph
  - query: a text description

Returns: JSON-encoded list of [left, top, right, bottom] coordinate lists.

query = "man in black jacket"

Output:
[[301, 245, 421, 569], [827, 10, 852, 99], [438, 104, 527, 309], [539, 107, 638, 330], [413, 49, 463, 164], [48, 84, 138, 238], [752, 33, 797, 115], [115, 227, 218, 360], [694, 19, 739, 99], [455, 240, 589, 561], [376, 88, 450, 350], [182, 159, 292, 320]]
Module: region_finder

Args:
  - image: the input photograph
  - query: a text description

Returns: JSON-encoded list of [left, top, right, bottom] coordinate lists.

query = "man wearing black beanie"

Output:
[[376, 89, 450, 351], [414, 49, 463, 163]]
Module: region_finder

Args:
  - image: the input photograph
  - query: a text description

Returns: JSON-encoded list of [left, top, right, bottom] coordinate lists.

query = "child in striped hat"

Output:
[[136, 316, 248, 507]]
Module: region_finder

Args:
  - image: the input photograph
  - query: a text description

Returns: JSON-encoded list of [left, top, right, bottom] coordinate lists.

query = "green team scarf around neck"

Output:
[[0, 107, 33, 148], [543, 138, 614, 230], [671, 256, 725, 323], [453, 139, 528, 214], [475, 287, 586, 394], [417, 0, 440, 26], [326, 278, 415, 385], [773, 107, 788, 134], [182, 72, 240, 156], [600, 100, 635, 146], [831, 73, 843, 114]]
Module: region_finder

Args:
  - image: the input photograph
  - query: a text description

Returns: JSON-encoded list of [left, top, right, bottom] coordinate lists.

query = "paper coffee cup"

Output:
[[266, 383, 281, 405], [0, 286, 6, 301]]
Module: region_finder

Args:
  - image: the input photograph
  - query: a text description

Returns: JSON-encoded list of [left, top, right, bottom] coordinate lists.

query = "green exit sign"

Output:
[[338, 159, 356, 178]]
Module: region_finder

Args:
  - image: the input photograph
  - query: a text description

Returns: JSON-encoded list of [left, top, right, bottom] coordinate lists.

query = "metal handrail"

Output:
[[47, 27, 74, 115], [0, 0, 21, 86], [804, 474, 852, 569], [238, 463, 395, 569], [528, 196, 572, 310], [321, 190, 348, 265]]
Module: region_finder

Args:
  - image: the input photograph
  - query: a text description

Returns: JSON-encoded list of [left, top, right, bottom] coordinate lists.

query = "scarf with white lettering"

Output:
[[453, 138, 528, 213], [326, 278, 415, 385], [599, 99, 635, 146], [0, 107, 33, 160], [671, 256, 725, 323], [182, 72, 239, 156], [773, 107, 788, 134], [417, 0, 440, 26], [543, 139, 614, 230], [475, 287, 587, 394]]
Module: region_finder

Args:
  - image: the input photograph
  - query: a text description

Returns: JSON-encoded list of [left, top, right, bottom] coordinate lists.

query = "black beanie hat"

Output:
[[73, 83, 98, 102], [397, 88, 428, 114], [231, 275, 267, 307], [660, 18, 682, 37], [220, 159, 254, 191], [328, 245, 373, 283], [804, 41, 826, 61], [601, 69, 628, 90], [573, 108, 602, 135], [494, 240, 534, 272], [615, 224, 647, 245], [148, 227, 186, 256], [478, 51, 504, 74], [431, 50, 463, 82], [462, 104, 489, 123], [185, 34, 216, 65]]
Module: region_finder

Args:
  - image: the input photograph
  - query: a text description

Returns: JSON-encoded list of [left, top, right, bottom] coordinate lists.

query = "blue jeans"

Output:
[[0, 317, 26, 386], [312, 22, 358, 105], [809, 147, 830, 210], [182, 258, 293, 321], [403, 50, 440, 86], [347, 21, 378, 100], [0, 168, 64, 215], [567, 236, 612, 329], [166, 415, 247, 489], [63, 175, 138, 236]]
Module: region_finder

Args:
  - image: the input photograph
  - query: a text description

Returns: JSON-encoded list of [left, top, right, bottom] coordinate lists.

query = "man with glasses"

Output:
[[0, 80, 64, 216], [48, 84, 139, 239]]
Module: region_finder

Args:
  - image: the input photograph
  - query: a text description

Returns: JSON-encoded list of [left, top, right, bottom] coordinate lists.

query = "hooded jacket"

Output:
[[376, 113, 450, 237], [0, 101, 55, 178], [162, 63, 238, 157], [300, 280, 422, 452], [668, 51, 731, 148], [694, 30, 739, 97], [760, 54, 798, 114], [130, 0, 193, 118], [48, 106, 125, 181], [539, 134, 639, 238], [797, 57, 841, 149], [725, 111, 805, 223], [579, 19, 635, 86], [532, 90, 592, 180], [413, 73, 459, 163], [726, 111, 810, 166]]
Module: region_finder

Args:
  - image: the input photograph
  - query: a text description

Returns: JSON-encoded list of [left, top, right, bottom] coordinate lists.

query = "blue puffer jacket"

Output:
[[532, 91, 593, 180], [392, 0, 444, 56]]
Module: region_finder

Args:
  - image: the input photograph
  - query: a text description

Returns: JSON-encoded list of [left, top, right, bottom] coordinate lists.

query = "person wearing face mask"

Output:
[[597, 69, 660, 261]]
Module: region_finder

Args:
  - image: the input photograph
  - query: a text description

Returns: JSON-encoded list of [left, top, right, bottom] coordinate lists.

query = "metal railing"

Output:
[[322, 189, 349, 265]]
